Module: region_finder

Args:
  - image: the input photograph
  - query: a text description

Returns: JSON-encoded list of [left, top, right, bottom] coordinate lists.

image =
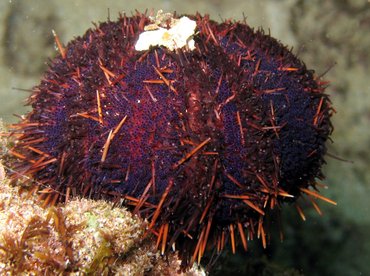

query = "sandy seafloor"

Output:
[[0, 0, 369, 275]]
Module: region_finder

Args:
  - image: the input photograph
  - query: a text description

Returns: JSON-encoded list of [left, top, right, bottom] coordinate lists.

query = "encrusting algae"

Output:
[[0, 165, 204, 275]]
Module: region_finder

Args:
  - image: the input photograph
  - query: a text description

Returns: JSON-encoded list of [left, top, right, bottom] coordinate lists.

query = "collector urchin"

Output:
[[5, 10, 335, 269]]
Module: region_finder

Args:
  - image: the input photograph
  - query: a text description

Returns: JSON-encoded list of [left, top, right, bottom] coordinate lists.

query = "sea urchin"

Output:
[[6, 11, 334, 268]]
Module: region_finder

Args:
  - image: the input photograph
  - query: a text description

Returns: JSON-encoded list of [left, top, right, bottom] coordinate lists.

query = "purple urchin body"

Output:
[[7, 13, 333, 267]]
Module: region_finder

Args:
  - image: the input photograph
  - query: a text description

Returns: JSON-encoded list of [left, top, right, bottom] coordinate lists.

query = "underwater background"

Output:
[[0, 0, 369, 275]]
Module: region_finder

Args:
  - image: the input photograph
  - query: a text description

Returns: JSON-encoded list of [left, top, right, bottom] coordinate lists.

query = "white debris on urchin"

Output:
[[135, 11, 197, 51]]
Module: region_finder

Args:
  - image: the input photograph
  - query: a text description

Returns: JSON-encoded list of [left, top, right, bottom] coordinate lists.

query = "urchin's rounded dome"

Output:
[[7, 12, 333, 267]]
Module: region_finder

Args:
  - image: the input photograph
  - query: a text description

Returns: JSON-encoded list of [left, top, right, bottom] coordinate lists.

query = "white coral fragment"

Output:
[[135, 12, 197, 51]]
